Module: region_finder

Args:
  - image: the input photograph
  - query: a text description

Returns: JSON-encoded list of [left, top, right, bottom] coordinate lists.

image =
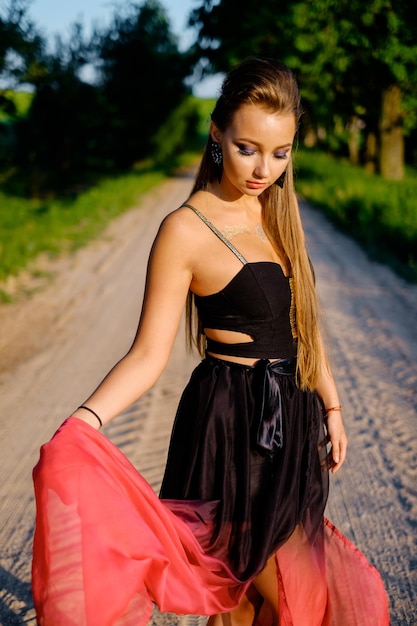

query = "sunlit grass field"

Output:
[[0, 168, 165, 281]]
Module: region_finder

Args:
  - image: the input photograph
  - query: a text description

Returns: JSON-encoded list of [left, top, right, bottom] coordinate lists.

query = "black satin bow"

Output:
[[254, 358, 296, 455]]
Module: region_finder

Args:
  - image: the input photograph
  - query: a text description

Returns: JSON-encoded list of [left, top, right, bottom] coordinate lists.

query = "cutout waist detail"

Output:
[[205, 336, 297, 360]]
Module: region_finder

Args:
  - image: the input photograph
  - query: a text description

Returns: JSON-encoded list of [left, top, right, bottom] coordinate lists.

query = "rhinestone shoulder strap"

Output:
[[182, 203, 247, 265]]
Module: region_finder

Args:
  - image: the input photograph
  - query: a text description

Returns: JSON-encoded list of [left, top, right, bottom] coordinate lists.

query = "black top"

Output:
[[184, 204, 297, 359]]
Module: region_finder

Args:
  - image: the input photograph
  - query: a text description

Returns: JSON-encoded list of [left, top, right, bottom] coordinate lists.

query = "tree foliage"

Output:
[[0, 0, 193, 196], [97, 0, 191, 167], [1, 0, 415, 195], [0, 0, 43, 115], [189, 0, 417, 178]]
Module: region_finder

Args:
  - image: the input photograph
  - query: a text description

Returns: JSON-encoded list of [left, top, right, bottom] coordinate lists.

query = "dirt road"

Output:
[[0, 171, 416, 625]]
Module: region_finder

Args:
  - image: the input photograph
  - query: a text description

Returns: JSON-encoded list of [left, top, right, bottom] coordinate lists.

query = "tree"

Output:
[[12, 22, 105, 195], [189, 0, 417, 179], [0, 0, 43, 101], [0, 0, 45, 190], [96, 0, 191, 168], [4, 0, 192, 196], [286, 0, 417, 180]]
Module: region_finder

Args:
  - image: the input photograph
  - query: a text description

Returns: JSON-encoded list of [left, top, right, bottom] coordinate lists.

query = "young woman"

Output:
[[32, 58, 389, 625]]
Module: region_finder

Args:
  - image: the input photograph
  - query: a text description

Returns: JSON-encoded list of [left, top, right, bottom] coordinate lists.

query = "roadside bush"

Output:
[[151, 96, 202, 166], [151, 96, 216, 168]]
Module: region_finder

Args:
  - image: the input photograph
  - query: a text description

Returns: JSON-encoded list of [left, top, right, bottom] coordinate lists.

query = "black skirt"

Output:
[[160, 355, 329, 581]]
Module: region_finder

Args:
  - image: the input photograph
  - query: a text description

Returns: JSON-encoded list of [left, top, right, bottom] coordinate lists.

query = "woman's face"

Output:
[[211, 104, 296, 197]]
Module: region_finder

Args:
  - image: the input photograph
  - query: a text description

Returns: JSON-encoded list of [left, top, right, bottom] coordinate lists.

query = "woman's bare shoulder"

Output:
[[158, 191, 212, 241]]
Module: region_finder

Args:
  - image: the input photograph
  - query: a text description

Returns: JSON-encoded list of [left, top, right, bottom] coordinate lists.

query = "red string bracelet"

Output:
[[323, 405, 342, 418]]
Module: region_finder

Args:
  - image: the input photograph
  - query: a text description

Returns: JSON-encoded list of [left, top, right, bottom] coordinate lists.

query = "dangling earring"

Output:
[[210, 140, 223, 183], [275, 170, 286, 188], [211, 141, 223, 165]]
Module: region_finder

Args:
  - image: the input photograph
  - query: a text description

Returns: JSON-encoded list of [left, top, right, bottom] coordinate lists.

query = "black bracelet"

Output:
[[78, 405, 103, 428]]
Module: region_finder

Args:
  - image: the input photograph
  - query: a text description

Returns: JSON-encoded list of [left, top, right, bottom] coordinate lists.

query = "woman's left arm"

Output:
[[315, 349, 348, 474]]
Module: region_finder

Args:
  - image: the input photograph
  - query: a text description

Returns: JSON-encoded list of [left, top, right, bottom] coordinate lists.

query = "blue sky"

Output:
[[28, 0, 223, 96]]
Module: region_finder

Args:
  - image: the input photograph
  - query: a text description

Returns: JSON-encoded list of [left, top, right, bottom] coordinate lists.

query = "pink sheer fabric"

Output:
[[32, 418, 389, 625]]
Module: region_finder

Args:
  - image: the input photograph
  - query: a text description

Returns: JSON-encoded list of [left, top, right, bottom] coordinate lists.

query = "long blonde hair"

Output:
[[187, 58, 322, 390]]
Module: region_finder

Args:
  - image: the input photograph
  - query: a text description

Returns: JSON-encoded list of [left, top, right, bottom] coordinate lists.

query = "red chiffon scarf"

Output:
[[32, 418, 389, 625]]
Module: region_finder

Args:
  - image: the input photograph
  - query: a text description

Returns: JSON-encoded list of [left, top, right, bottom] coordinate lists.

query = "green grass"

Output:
[[0, 166, 166, 286], [294, 149, 417, 281]]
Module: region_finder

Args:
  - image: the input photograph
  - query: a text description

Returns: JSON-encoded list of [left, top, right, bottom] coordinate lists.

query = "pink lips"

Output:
[[247, 181, 267, 189]]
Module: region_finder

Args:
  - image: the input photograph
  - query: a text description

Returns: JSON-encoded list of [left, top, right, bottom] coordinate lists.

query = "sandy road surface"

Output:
[[0, 170, 416, 625]]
